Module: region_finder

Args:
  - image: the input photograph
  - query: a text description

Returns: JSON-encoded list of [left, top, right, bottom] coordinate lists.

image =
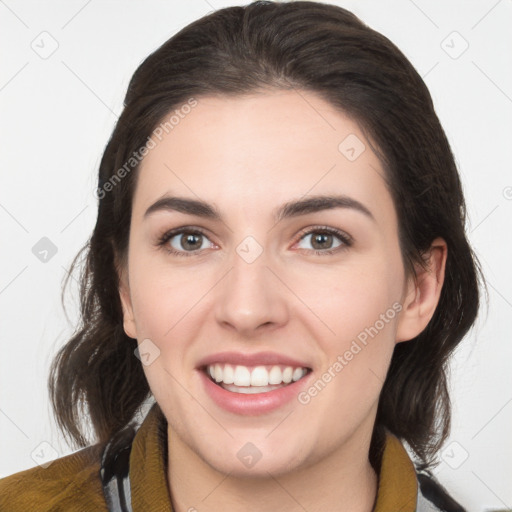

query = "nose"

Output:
[[213, 243, 289, 337]]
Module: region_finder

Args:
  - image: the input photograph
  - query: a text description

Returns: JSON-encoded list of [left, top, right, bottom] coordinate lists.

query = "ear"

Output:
[[117, 256, 137, 340], [395, 237, 448, 343]]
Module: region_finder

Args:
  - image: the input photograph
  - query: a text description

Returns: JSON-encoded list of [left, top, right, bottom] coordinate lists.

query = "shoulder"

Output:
[[0, 442, 108, 512]]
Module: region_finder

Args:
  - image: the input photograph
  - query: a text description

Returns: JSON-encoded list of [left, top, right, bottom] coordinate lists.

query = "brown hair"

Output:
[[48, 0, 485, 470]]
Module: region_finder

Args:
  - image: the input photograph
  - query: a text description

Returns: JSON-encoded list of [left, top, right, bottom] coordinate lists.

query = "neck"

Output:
[[166, 423, 379, 512]]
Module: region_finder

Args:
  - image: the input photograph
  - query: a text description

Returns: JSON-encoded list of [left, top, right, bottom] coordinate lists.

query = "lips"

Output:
[[198, 363, 314, 415], [194, 351, 314, 414]]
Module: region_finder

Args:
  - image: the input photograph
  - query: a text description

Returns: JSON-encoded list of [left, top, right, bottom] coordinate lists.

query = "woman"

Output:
[[0, 1, 484, 510]]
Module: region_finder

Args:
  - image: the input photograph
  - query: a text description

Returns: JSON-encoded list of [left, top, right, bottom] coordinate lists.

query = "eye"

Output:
[[294, 227, 352, 256], [157, 228, 213, 257], [157, 225, 353, 258]]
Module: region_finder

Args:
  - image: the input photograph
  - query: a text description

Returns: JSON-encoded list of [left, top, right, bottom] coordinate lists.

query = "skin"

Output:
[[119, 89, 447, 512]]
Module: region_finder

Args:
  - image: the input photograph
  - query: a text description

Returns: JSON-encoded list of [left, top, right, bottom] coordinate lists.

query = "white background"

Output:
[[0, 1, 511, 510]]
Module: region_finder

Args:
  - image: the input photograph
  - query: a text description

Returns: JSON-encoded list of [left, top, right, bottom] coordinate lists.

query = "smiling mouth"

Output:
[[201, 364, 313, 394]]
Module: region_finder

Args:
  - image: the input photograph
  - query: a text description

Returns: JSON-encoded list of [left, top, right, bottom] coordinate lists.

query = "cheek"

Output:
[[127, 251, 186, 340], [300, 266, 402, 413], [298, 254, 403, 343], [127, 255, 215, 366], [294, 251, 404, 407]]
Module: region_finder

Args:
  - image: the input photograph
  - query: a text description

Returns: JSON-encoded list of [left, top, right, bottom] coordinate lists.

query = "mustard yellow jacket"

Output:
[[0, 403, 464, 511]]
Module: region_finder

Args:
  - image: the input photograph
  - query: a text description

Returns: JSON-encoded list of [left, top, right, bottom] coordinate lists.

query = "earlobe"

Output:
[[395, 237, 448, 343], [118, 264, 137, 340]]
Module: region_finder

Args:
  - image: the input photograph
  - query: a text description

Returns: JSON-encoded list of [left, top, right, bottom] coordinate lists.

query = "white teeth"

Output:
[[222, 363, 235, 384], [221, 383, 285, 394], [250, 366, 268, 386], [233, 365, 251, 386], [292, 367, 304, 382], [214, 364, 223, 383], [282, 367, 293, 383], [268, 366, 282, 385], [205, 363, 308, 387]]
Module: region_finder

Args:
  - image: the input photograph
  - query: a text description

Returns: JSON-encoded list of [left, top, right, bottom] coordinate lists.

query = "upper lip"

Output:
[[196, 351, 312, 370]]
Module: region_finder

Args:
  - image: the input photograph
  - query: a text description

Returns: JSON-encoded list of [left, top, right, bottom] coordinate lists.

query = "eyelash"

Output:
[[156, 225, 353, 258]]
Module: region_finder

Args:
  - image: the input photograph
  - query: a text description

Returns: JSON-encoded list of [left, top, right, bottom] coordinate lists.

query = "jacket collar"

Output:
[[128, 402, 418, 511], [129, 403, 172, 511]]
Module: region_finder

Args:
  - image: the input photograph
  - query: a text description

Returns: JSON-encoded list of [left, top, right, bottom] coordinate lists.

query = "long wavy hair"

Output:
[[48, 0, 485, 471]]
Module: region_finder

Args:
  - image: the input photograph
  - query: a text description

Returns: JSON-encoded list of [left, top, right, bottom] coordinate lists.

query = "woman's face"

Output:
[[119, 89, 420, 477]]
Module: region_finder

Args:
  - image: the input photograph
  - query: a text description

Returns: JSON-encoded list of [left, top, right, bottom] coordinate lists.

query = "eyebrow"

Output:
[[143, 194, 376, 224]]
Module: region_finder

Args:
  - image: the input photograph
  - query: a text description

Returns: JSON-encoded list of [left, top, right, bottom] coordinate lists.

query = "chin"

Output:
[[199, 440, 309, 479]]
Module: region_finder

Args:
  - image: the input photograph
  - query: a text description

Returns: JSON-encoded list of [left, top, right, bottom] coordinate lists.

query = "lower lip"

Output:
[[198, 368, 313, 415]]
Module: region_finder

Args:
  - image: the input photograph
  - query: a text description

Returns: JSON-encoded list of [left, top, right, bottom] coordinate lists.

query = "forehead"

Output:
[[134, 89, 395, 226]]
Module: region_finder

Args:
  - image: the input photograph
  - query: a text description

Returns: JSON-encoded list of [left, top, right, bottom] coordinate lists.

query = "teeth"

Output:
[[292, 367, 304, 382], [234, 365, 251, 386], [205, 363, 308, 387], [214, 364, 223, 383], [221, 383, 287, 394], [250, 366, 268, 386], [222, 364, 235, 384], [269, 365, 282, 385]]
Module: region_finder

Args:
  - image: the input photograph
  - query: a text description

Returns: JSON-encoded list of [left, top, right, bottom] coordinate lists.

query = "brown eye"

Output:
[[295, 227, 352, 255], [158, 228, 212, 257], [175, 232, 204, 251]]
